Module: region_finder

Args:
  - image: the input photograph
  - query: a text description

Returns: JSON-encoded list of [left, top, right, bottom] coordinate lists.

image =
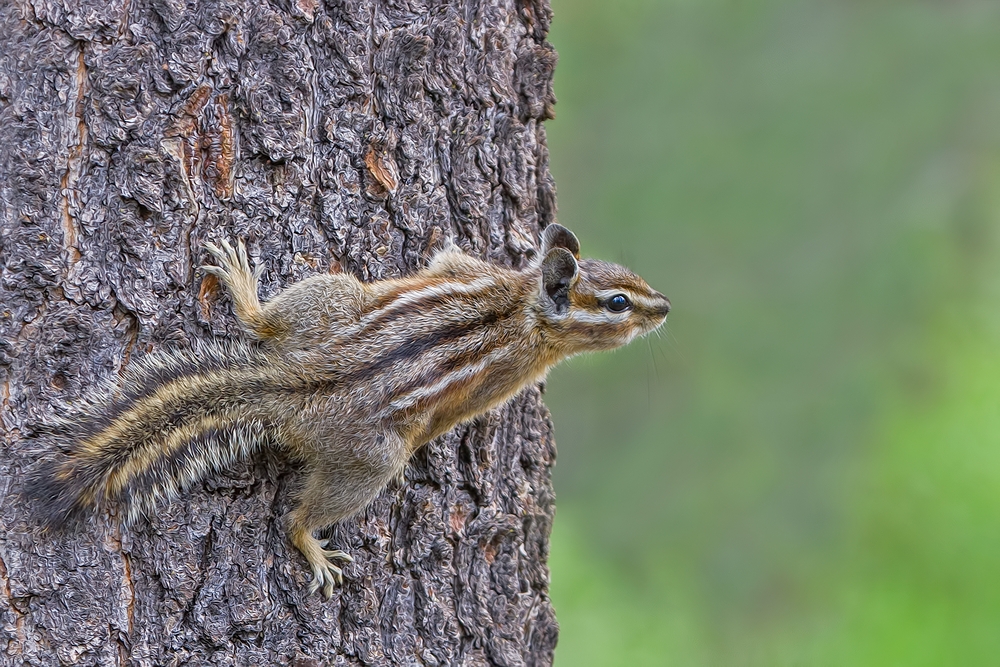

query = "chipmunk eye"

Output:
[[606, 294, 632, 312]]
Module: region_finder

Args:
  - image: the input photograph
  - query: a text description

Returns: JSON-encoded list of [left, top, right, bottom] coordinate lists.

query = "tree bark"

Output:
[[0, 0, 560, 663]]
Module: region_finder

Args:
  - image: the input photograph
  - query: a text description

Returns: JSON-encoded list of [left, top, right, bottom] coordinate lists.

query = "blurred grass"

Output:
[[543, 0, 1000, 664]]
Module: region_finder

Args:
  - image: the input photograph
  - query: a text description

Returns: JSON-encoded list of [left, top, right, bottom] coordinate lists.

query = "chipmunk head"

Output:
[[534, 224, 671, 354]]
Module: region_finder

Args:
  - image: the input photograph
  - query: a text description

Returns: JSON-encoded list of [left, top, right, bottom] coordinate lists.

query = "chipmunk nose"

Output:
[[652, 291, 671, 316]]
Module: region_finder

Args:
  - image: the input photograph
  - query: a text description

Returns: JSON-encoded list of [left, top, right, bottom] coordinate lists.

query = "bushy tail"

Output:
[[26, 340, 288, 527]]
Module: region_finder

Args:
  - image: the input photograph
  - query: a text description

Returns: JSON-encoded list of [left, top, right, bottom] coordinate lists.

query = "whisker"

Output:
[[663, 323, 687, 363], [646, 337, 661, 382], [645, 353, 652, 412]]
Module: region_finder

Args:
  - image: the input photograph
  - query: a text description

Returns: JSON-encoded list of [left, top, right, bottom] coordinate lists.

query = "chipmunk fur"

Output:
[[28, 224, 670, 598]]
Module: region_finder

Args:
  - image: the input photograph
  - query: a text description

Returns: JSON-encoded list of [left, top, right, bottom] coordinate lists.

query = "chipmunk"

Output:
[[27, 224, 670, 598]]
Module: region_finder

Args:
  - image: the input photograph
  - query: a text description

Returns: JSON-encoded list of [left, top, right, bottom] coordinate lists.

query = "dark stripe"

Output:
[[336, 306, 511, 389], [115, 426, 225, 506], [393, 331, 512, 409], [366, 282, 417, 310], [566, 320, 622, 346], [356, 288, 488, 339], [108, 343, 265, 417], [116, 419, 276, 511], [85, 373, 274, 475], [71, 342, 268, 443]]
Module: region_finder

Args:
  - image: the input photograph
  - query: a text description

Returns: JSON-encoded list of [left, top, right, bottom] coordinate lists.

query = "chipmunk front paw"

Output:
[[203, 239, 260, 291]]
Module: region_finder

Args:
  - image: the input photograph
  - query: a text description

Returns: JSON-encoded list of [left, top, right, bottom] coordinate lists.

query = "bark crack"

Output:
[[0, 554, 25, 654], [121, 545, 135, 637], [367, 4, 377, 111], [105, 522, 136, 657], [118, 0, 131, 38], [61, 45, 87, 267], [1, 380, 11, 433]]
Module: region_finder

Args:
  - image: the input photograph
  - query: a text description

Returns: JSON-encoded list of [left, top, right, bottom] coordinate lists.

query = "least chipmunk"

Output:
[[28, 224, 670, 597]]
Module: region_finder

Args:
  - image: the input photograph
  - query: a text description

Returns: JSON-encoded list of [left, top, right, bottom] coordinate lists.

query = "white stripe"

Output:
[[632, 295, 663, 309], [593, 288, 636, 300], [565, 310, 622, 325], [386, 344, 513, 413], [365, 277, 498, 322]]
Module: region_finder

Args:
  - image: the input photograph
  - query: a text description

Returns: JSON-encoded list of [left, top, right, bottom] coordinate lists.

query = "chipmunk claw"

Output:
[[200, 264, 226, 278], [318, 539, 354, 563], [203, 239, 255, 276], [307, 561, 344, 599], [301, 538, 354, 598], [201, 239, 265, 322]]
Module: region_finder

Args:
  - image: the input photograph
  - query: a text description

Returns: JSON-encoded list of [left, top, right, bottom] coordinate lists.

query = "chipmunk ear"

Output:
[[540, 223, 580, 258], [541, 247, 579, 314]]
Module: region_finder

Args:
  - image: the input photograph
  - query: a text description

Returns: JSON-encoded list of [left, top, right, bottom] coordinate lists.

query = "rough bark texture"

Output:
[[0, 0, 560, 663]]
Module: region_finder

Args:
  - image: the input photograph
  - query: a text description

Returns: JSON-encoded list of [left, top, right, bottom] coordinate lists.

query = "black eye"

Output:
[[606, 294, 631, 312]]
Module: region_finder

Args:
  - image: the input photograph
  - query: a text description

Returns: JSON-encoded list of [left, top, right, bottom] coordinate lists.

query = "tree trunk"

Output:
[[0, 0, 560, 663]]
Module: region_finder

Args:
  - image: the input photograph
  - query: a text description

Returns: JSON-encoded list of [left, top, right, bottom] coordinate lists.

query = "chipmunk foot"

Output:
[[293, 529, 354, 599]]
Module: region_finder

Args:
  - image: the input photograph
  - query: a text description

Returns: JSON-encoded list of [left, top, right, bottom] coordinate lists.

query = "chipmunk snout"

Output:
[[652, 292, 671, 316]]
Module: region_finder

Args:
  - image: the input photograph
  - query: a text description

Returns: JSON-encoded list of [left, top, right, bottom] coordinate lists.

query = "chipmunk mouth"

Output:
[[640, 295, 670, 326], [651, 292, 671, 317]]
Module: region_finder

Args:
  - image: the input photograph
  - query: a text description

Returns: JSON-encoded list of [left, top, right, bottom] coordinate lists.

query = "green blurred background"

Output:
[[542, 0, 1000, 664]]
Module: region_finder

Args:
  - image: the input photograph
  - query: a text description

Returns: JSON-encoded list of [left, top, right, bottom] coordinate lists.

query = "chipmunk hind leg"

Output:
[[288, 485, 381, 599], [287, 432, 409, 598]]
